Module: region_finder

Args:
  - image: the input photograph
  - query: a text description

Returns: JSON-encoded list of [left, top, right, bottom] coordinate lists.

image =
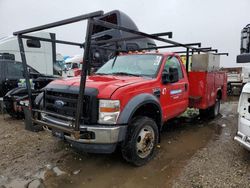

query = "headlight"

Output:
[[98, 100, 120, 124]]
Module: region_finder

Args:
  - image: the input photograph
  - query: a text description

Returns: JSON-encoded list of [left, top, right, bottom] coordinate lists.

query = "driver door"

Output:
[[160, 56, 188, 120]]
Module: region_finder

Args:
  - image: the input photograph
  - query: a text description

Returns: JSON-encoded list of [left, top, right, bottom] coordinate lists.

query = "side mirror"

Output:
[[162, 71, 169, 84], [169, 67, 179, 83], [162, 67, 179, 84]]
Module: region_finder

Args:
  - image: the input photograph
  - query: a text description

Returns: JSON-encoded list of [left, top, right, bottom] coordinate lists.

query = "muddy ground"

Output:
[[0, 98, 249, 188]]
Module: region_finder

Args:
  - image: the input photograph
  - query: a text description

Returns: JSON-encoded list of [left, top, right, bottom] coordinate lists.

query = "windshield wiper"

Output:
[[111, 55, 117, 68], [111, 72, 141, 77], [94, 72, 110, 75]]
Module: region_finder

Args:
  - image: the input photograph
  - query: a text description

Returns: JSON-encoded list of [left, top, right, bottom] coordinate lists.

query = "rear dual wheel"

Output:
[[211, 99, 220, 118], [199, 98, 221, 119]]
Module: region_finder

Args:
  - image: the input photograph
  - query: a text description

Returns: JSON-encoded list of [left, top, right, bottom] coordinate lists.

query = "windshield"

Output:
[[96, 54, 162, 77]]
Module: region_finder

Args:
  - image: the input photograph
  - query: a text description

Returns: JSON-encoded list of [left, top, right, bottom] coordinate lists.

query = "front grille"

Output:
[[45, 90, 90, 121]]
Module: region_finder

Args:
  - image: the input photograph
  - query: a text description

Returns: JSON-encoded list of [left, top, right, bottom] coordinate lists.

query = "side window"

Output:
[[26, 39, 41, 48], [164, 56, 183, 79], [6, 62, 24, 78]]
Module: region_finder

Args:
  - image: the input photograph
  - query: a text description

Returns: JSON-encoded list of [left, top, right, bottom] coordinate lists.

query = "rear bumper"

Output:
[[42, 115, 127, 153], [234, 117, 250, 150]]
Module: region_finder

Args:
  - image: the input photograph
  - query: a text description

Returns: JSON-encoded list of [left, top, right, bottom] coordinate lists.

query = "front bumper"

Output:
[[64, 125, 126, 144], [234, 117, 250, 150], [42, 115, 127, 153], [65, 125, 126, 153]]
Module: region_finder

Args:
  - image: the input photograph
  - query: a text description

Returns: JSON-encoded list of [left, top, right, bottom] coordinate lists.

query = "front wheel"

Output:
[[121, 116, 159, 166]]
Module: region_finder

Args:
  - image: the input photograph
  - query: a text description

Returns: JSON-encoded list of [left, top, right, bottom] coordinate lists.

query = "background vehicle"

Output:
[[0, 53, 58, 117], [14, 10, 227, 166], [0, 32, 61, 75], [221, 67, 250, 95], [89, 10, 158, 71], [62, 55, 82, 77]]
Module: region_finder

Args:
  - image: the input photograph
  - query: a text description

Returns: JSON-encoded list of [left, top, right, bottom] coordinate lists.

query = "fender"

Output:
[[117, 93, 163, 126]]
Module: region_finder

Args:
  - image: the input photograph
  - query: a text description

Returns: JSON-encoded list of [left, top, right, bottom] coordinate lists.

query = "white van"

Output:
[[234, 83, 250, 149]]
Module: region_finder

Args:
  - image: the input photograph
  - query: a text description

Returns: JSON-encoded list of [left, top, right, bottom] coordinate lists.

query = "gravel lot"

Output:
[[0, 98, 249, 188], [173, 100, 250, 188]]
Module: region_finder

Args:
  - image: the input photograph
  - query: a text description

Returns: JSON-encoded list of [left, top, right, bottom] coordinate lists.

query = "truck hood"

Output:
[[46, 75, 150, 98]]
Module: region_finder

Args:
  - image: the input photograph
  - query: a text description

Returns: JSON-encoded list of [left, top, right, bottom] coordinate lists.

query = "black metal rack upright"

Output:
[[13, 10, 228, 137]]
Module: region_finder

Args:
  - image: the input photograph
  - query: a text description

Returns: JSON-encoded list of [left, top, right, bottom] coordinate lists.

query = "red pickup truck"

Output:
[[36, 52, 227, 166]]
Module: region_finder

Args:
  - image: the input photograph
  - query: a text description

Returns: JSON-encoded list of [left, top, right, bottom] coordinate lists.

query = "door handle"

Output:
[[153, 88, 161, 98]]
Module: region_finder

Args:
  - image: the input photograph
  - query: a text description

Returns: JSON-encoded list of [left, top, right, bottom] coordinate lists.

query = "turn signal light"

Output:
[[99, 107, 120, 113]]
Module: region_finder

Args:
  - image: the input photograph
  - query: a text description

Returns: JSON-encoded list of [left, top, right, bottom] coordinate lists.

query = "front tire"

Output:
[[121, 116, 159, 166]]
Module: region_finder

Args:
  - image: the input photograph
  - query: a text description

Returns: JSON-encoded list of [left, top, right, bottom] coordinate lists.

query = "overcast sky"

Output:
[[1, 0, 250, 67]]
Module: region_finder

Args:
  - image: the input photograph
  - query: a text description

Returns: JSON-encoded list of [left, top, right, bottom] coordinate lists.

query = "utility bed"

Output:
[[188, 71, 227, 109]]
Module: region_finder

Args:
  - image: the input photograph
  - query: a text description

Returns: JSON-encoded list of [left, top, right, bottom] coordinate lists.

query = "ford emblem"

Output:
[[54, 100, 65, 109]]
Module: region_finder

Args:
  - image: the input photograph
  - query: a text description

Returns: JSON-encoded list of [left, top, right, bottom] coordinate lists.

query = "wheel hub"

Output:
[[136, 125, 155, 158]]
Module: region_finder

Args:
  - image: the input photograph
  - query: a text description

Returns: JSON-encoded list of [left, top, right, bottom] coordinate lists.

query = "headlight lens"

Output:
[[98, 100, 120, 124]]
